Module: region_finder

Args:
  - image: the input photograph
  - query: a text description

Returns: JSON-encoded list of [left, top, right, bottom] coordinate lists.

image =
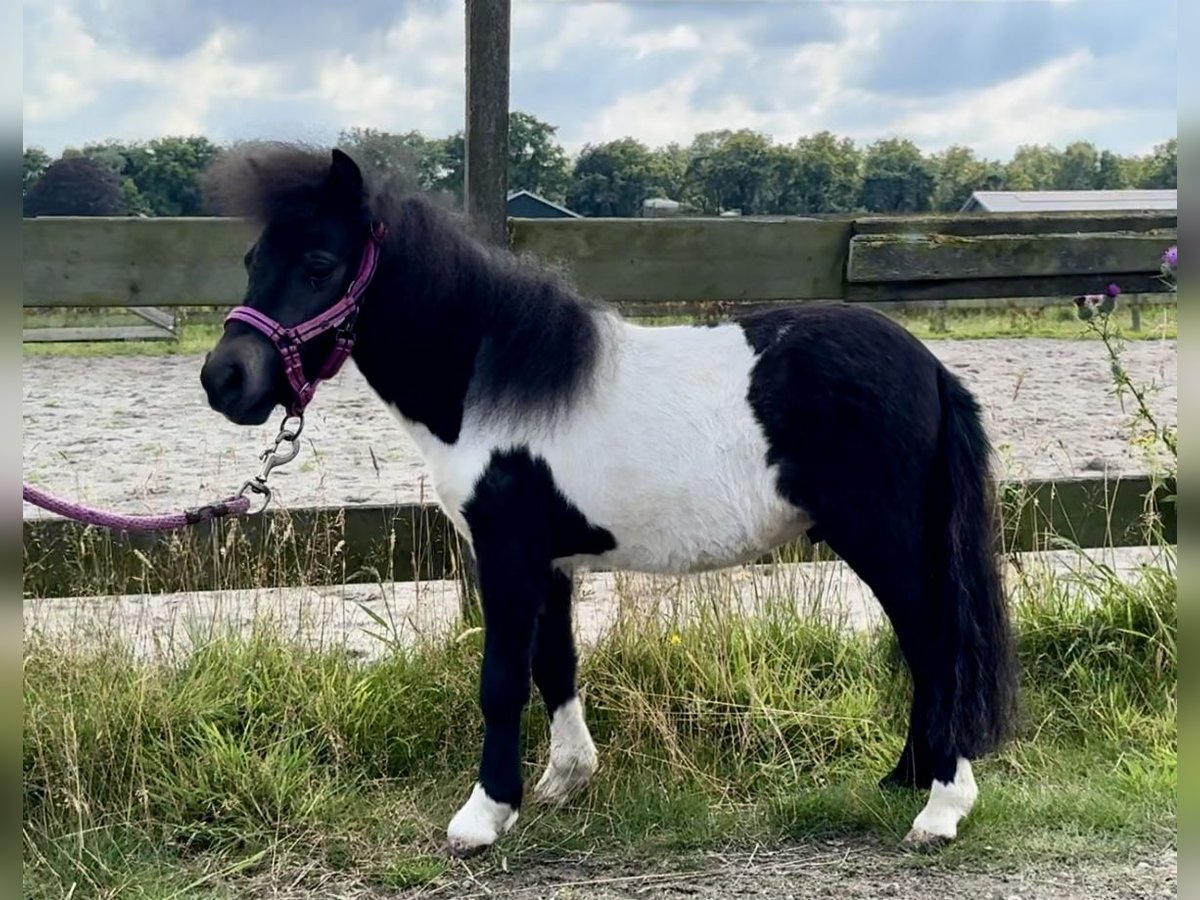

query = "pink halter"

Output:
[[225, 220, 387, 416]]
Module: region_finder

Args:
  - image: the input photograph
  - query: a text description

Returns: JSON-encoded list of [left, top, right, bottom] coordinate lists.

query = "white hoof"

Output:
[[533, 697, 598, 805], [446, 783, 518, 858], [903, 757, 978, 846]]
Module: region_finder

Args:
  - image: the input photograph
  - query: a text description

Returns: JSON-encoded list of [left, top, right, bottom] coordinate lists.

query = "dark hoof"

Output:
[[445, 840, 492, 860], [902, 827, 954, 850]]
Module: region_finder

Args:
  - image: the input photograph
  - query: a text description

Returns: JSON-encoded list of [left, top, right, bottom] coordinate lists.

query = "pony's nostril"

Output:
[[221, 363, 244, 392], [201, 357, 246, 403]]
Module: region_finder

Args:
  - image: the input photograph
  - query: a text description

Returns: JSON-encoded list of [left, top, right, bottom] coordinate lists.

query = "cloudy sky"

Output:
[[23, 0, 1176, 162]]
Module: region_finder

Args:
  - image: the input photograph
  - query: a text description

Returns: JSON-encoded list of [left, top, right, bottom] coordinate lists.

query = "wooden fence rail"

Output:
[[22, 474, 1175, 599], [23, 210, 1177, 312]]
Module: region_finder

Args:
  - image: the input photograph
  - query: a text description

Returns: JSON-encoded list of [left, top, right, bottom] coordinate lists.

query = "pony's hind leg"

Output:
[[837, 535, 985, 844], [905, 756, 979, 845], [531, 570, 598, 804]]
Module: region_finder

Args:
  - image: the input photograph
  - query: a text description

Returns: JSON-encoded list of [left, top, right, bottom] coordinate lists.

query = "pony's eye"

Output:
[[304, 259, 337, 284]]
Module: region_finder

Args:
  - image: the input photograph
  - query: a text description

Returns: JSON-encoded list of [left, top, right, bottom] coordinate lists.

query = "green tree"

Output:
[[650, 142, 690, 203], [376, 112, 573, 207], [1095, 150, 1136, 189], [1005, 144, 1061, 191], [65, 137, 219, 216], [567, 138, 674, 217], [930, 144, 1004, 211], [338, 126, 432, 193], [784, 131, 862, 213], [124, 136, 222, 216], [1055, 141, 1100, 190], [23, 155, 126, 216], [683, 129, 780, 214], [858, 138, 935, 212], [1138, 138, 1177, 189], [506, 111, 571, 203], [23, 147, 51, 195], [68, 140, 149, 214]]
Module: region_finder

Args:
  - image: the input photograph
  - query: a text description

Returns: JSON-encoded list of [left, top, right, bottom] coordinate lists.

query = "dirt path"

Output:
[[250, 840, 1177, 899], [22, 337, 1177, 519]]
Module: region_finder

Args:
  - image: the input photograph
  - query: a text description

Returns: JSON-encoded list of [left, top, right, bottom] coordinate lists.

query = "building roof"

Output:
[[506, 190, 581, 218], [960, 189, 1177, 213]]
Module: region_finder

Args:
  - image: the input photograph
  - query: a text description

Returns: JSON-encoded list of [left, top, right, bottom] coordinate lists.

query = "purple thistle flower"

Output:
[[1162, 245, 1177, 269], [1106, 282, 1121, 298]]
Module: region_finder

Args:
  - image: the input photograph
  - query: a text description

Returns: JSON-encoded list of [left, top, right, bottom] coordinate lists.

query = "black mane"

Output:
[[203, 141, 608, 444]]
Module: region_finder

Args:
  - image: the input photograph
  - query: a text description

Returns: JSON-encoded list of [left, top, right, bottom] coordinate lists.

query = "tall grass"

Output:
[[23, 547, 1176, 897]]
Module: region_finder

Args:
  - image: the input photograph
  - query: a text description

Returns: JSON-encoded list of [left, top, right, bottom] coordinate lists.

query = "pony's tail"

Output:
[[926, 365, 1019, 760]]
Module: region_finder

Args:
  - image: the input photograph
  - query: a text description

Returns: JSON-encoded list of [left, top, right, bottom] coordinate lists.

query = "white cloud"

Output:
[[576, 3, 1170, 160], [314, 4, 463, 132], [885, 50, 1114, 157], [575, 4, 890, 150], [22, 0, 1176, 160], [25, 4, 277, 145], [623, 24, 703, 60], [514, 4, 634, 71]]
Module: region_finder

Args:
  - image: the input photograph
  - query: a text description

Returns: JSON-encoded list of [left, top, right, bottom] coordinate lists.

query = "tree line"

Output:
[[22, 111, 1177, 219]]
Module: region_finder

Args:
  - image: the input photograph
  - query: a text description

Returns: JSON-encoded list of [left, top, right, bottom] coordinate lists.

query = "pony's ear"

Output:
[[328, 148, 364, 200]]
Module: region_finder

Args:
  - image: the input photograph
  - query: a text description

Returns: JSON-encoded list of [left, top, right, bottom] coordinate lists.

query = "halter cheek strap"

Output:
[[225, 220, 387, 416]]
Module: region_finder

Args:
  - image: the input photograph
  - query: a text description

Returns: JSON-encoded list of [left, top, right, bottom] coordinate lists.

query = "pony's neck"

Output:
[[350, 196, 605, 445]]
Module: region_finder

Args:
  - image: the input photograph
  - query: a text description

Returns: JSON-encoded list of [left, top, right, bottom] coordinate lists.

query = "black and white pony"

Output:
[[199, 145, 1018, 857]]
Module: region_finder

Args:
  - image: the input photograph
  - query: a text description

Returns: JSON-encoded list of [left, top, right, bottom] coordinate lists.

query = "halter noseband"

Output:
[[224, 220, 387, 417]]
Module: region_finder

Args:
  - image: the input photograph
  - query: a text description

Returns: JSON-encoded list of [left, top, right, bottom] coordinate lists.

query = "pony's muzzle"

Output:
[[200, 336, 280, 426]]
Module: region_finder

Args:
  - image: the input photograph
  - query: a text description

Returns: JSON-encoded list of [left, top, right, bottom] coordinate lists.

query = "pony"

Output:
[[199, 144, 1018, 857]]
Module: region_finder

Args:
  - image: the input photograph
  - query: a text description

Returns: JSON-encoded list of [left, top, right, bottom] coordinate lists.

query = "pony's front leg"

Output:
[[445, 544, 549, 858]]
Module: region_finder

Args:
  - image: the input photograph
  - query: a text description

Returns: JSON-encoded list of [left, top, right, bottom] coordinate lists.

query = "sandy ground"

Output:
[[22, 337, 1177, 518]]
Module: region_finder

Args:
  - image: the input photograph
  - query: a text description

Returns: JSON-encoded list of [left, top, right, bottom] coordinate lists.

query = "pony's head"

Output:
[[199, 144, 377, 425]]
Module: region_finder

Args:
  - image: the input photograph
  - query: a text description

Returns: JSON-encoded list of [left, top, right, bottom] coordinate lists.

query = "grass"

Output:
[[23, 547, 1177, 897], [22, 302, 1178, 359]]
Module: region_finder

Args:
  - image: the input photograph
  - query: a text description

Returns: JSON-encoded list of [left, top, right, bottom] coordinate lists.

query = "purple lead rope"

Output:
[[22, 413, 303, 533], [22, 222, 386, 535], [23, 483, 251, 532]]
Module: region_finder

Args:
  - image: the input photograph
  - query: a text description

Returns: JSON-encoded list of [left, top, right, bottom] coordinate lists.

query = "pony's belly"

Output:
[[554, 497, 814, 575]]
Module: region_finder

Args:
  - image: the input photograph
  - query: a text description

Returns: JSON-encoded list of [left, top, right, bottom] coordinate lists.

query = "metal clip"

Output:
[[236, 478, 273, 514], [236, 414, 305, 515]]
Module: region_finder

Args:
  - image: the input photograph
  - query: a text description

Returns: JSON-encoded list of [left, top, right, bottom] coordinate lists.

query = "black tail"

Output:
[[927, 366, 1018, 760]]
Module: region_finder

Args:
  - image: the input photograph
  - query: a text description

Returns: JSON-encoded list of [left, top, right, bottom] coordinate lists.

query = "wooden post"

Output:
[[464, 0, 511, 246], [459, 0, 510, 621], [932, 299, 948, 333]]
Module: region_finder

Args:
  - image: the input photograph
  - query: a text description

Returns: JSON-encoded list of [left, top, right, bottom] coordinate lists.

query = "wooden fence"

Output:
[[23, 210, 1177, 311], [21, 475, 1177, 599], [21, 210, 1178, 598]]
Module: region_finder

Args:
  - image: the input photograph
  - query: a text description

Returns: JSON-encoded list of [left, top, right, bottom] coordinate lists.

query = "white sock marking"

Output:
[[904, 757, 978, 844], [446, 782, 518, 855], [534, 697, 598, 804]]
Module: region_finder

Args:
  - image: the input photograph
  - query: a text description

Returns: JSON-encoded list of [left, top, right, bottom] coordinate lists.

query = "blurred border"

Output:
[[1176, 0, 1194, 895], [2, 0, 21, 891]]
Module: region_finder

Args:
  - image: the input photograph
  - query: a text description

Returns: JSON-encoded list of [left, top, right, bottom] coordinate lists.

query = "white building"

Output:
[[960, 189, 1177, 213]]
